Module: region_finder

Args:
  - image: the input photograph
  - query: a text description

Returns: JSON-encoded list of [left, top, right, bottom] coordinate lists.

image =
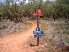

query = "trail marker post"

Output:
[[33, 9, 44, 46]]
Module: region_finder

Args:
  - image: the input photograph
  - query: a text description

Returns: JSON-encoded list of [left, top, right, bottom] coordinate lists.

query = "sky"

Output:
[[0, 0, 55, 3]]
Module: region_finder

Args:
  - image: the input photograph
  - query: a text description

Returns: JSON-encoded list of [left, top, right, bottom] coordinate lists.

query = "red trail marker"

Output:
[[33, 9, 44, 17]]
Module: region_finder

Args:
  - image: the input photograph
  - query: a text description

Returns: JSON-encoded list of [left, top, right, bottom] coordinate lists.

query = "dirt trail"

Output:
[[0, 21, 36, 52]]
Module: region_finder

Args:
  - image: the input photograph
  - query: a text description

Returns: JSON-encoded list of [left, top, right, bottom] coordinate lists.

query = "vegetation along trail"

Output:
[[0, 21, 36, 52]]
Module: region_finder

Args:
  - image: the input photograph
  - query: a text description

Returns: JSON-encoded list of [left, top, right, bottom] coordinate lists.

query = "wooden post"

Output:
[[36, 17, 39, 46]]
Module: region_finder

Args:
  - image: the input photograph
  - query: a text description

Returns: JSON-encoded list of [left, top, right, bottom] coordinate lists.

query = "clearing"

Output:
[[0, 21, 36, 52]]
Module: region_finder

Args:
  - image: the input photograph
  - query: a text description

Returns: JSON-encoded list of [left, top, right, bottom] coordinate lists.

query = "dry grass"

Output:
[[0, 19, 32, 37], [26, 19, 64, 52]]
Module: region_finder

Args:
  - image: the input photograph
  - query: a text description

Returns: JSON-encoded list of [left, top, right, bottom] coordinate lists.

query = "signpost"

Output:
[[33, 9, 44, 46]]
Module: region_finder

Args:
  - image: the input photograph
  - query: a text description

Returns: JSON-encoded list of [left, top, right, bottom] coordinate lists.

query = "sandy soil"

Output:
[[0, 21, 36, 52]]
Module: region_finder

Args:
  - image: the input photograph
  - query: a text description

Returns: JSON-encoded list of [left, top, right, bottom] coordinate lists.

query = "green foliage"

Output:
[[56, 0, 69, 19], [0, 0, 69, 21]]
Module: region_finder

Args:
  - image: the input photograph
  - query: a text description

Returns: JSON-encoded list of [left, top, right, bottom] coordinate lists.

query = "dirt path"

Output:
[[0, 21, 36, 52]]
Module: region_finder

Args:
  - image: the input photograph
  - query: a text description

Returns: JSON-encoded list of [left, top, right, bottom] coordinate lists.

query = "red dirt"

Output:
[[0, 21, 36, 52]]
